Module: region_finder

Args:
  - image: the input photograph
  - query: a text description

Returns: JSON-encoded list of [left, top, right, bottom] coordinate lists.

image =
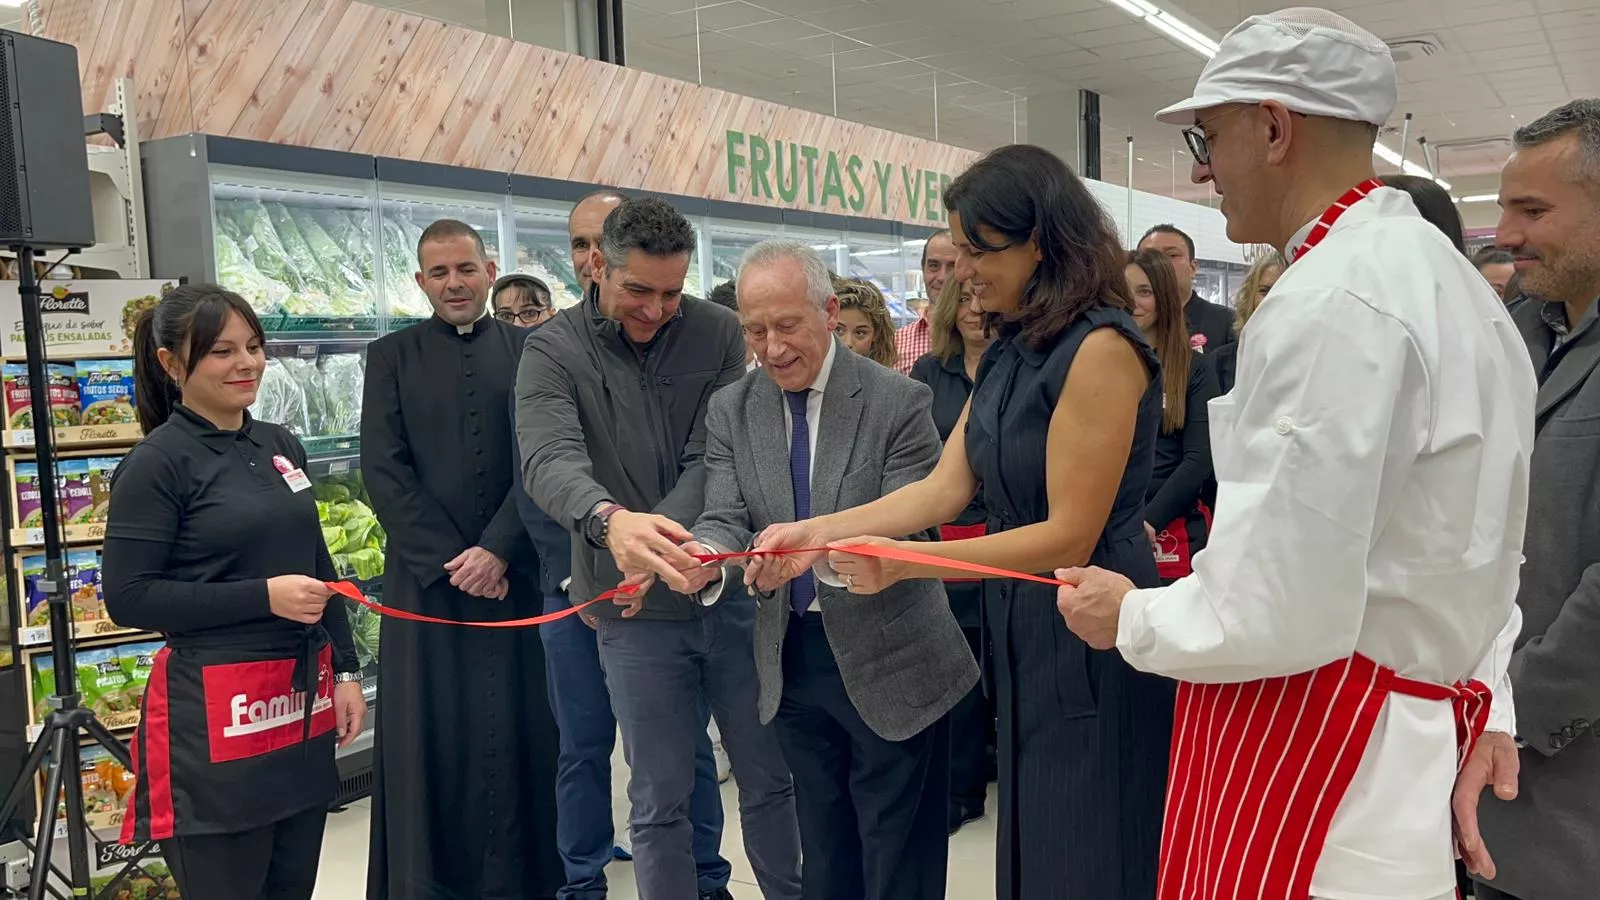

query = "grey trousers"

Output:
[[596, 593, 802, 900]]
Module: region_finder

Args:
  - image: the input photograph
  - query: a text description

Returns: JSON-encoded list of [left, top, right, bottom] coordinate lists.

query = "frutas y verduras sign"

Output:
[[725, 130, 956, 223]]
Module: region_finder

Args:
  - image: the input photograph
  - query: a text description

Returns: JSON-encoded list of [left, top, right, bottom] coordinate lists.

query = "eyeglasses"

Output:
[[1181, 105, 1303, 167], [495, 307, 551, 325]]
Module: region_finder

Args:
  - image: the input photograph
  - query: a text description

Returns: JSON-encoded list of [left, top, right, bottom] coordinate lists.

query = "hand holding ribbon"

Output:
[[747, 521, 833, 593], [1054, 566, 1136, 651]]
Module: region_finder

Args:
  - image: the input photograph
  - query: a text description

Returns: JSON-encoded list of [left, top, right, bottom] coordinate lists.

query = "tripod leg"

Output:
[[29, 727, 68, 900], [81, 719, 134, 770], [58, 727, 93, 898], [0, 724, 56, 828]]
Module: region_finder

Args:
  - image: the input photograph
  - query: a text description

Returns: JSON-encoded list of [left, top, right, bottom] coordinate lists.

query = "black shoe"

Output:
[[949, 804, 984, 834], [701, 889, 735, 900]]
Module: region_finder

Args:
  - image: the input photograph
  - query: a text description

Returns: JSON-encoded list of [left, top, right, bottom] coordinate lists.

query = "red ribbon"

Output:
[[326, 542, 1069, 629]]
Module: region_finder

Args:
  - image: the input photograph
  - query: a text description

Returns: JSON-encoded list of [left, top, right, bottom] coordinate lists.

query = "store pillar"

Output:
[[486, 0, 585, 56], [1027, 88, 1101, 180]]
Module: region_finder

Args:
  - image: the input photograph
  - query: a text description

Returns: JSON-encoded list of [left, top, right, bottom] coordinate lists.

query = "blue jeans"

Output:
[[596, 590, 802, 900], [540, 591, 731, 899]]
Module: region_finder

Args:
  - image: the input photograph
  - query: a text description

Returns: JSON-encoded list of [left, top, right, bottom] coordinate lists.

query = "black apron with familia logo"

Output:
[[121, 627, 338, 842]]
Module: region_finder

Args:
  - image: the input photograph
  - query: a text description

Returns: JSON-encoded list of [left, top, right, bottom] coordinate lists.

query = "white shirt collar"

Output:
[[1285, 218, 1319, 261]]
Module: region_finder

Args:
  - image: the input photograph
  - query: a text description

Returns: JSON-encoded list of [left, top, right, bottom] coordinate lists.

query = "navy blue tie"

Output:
[[786, 389, 815, 615]]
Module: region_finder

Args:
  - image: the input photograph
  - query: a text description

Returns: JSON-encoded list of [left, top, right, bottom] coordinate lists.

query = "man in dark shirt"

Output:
[[362, 219, 562, 900], [1139, 224, 1236, 353], [518, 198, 801, 900], [509, 190, 736, 900]]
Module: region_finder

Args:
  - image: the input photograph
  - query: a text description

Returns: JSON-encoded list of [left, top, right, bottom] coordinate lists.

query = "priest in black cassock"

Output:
[[361, 218, 562, 900]]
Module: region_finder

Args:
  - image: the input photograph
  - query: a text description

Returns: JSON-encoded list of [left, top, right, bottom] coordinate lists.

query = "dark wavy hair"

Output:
[[944, 144, 1133, 348], [132, 284, 265, 435]]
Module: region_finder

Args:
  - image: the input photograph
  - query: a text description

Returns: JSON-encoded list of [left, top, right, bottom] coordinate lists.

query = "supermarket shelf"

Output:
[[18, 619, 153, 649], [10, 522, 107, 548], [29, 711, 139, 743], [3, 422, 141, 450], [303, 434, 361, 477], [266, 335, 377, 355], [259, 313, 380, 336], [58, 805, 128, 840]]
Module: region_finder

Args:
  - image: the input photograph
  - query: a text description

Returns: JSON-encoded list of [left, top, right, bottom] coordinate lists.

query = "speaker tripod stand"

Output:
[[0, 246, 152, 900]]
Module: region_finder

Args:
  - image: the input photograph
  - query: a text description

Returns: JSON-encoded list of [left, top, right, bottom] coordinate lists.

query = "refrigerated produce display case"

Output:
[[703, 218, 785, 293], [844, 233, 922, 325], [514, 200, 586, 309], [140, 134, 942, 801]]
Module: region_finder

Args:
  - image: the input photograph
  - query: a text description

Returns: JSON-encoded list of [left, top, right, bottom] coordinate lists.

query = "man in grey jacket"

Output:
[[517, 197, 801, 900], [676, 240, 978, 900], [1472, 99, 1600, 900]]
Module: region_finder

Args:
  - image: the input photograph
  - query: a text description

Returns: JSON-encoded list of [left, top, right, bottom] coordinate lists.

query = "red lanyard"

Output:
[[1289, 178, 1386, 263]]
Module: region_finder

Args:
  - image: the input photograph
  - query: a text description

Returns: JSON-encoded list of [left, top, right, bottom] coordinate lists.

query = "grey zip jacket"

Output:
[[515, 290, 748, 619]]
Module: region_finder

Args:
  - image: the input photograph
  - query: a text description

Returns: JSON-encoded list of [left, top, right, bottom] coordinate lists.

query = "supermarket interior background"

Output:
[[0, 0, 1589, 896]]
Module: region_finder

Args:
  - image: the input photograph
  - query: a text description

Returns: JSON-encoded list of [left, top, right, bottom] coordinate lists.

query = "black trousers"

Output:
[[948, 624, 994, 814], [165, 804, 327, 900], [771, 613, 949, 900]]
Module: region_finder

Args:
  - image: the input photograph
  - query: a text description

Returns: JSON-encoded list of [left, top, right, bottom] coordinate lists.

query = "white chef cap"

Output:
[[1155, 7, 1397, 127]]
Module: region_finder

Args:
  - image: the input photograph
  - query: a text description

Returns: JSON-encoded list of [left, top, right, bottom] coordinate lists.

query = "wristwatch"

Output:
[[583, 502, 624, 549], [333, 671, 363, 684]]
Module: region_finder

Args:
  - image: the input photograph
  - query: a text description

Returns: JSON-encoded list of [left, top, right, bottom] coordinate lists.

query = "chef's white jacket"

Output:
[[1117, 187, 1537, 900]]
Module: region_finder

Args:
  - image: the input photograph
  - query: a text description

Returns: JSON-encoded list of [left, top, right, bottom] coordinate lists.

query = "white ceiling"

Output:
[[286, 0, 1600, 211]]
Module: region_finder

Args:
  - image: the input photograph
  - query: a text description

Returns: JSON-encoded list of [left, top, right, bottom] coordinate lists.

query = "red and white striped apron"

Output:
[[1155, 654, 1490, 899], [1156, 181, 1492, 899]]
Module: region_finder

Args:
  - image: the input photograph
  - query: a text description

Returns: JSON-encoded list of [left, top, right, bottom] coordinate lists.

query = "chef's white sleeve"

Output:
[[1469, 603, 1521, 735], [1117, 289, 1420, 683]]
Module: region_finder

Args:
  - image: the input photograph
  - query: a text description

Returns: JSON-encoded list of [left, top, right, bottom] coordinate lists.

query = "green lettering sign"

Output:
[[724, 130, 953, 223]]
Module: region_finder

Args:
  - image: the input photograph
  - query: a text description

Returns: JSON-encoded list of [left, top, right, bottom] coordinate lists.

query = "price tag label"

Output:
[[22, 527, 43, 545], [297, 344, 318, 358], [11, 429, 35, 447], [328, 460, 351, 475], [20, 625, 48, 646], [27, 724, 42, 742]]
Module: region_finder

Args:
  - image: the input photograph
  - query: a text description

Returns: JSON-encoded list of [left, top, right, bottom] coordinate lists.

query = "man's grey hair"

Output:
[[737, 239, 834, 310], [598, 197, 696, 270], [1513, 99, 1600, 183]]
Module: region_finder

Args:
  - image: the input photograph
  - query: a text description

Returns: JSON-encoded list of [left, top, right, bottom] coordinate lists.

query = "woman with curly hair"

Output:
[[831, 276, 899, 369]]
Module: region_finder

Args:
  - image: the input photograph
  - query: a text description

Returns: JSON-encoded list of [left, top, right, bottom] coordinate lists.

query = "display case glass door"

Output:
[[843, 232, 914, 325], [513, 201, 583, 309], [706, 219, 783, 291], [376, 184, 509, 326], [209, 166, 381, 334]]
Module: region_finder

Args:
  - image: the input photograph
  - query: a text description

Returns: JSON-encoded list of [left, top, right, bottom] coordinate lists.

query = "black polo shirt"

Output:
[[102, 405, 356, 670]]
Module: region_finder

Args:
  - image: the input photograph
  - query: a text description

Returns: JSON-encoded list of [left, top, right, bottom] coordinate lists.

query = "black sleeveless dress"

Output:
[[966, 307, 1176, 899]]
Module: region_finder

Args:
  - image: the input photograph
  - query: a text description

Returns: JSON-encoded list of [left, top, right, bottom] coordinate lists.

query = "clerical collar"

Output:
[[427, 314, 484, 338]]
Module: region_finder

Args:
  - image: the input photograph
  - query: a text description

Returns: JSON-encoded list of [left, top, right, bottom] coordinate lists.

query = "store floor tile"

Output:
[[313, 741, 1000, 899]]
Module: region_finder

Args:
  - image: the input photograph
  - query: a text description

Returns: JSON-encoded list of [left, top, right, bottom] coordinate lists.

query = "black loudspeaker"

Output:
[[0, 29, 94, 250]]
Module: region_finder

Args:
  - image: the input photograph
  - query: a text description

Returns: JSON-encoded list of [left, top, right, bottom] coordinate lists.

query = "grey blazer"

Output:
[[693, 344, 979, 742], [1477, 300, 1600, 899]]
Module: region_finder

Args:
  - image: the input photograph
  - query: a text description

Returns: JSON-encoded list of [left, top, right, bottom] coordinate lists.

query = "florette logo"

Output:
[[40, 289, 90, 315]]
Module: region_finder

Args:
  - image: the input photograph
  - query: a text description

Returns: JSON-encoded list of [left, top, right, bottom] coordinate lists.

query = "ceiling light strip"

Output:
[[1101, 0, 1451, 190]]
